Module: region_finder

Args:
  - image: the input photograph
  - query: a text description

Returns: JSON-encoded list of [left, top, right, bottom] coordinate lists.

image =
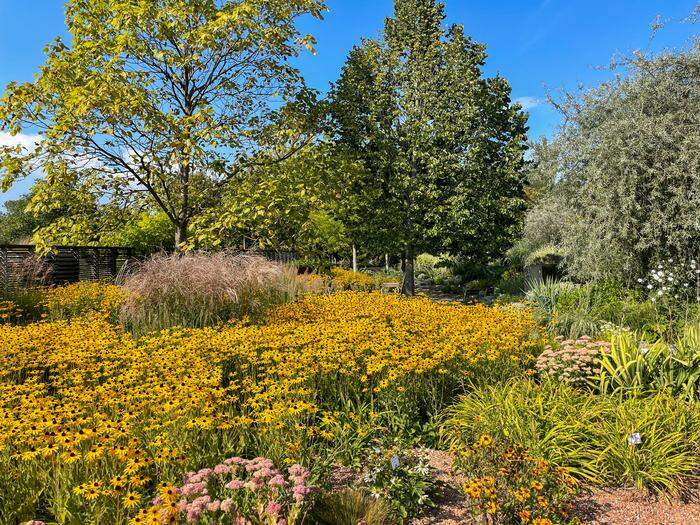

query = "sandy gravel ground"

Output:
[[572, 486, 700, 525]]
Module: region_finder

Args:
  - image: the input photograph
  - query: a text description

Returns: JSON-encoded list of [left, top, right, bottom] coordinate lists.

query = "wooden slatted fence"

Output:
[[0, 245, 133, 288]]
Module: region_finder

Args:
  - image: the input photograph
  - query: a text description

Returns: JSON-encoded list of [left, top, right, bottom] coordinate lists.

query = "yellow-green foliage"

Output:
[[444, 378, 700, 495]]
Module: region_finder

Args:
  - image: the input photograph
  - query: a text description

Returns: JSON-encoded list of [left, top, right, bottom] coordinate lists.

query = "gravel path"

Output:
[[408, 449, 472, 525], [414, 283, 464, 303], [572, 486, 700, 525]]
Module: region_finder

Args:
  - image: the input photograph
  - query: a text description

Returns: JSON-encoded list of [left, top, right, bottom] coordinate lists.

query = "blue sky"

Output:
[[0, 0, 698, 204]]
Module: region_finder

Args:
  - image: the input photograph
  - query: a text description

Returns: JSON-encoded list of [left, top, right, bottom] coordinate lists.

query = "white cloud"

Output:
[[514, 96, 542, 110], [0, 131, 41, 151]]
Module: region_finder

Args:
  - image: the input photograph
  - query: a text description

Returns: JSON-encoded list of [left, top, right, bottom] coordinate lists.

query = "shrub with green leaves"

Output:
[[526, 278, 661, 339], [362, 444, 436, 523], [414, 253, 454, 285]]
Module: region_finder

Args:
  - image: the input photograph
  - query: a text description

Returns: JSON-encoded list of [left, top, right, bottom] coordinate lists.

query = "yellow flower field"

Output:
[[0, 290, 537, 524]]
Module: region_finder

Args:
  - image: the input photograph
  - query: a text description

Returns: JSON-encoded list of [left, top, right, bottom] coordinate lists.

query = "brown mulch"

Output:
[[572, 486, 700, 525], [330, 451, 700, 524]]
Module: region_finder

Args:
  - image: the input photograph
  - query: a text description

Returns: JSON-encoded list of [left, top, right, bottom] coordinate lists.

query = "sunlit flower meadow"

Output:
[[0, 288, 538, 524]]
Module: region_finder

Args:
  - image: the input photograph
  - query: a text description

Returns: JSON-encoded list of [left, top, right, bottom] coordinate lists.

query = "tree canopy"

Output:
[[0, 0, 325, 250], [189, 142, 363, 267], [329, 0, 528, 293], [521, 43, 700, 284]]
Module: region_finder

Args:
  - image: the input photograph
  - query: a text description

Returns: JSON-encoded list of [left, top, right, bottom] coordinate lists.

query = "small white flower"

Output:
[[647, 284, 653, 290], [628, 433, 642, 446]]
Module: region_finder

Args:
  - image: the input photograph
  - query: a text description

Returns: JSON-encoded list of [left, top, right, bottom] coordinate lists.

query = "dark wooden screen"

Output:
[[0, 245, 133, 287]]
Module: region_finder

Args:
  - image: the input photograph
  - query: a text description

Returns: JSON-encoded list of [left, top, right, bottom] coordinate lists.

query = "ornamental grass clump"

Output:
[[536, 335, 610, 387], [444, 378, 700, 495], [120, 252, 293, 334], [311, 489, 392, 525]]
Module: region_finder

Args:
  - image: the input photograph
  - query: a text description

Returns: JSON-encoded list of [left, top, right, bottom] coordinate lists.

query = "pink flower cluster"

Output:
[[536, 336, 611, 386], [157, 456, 316, 524]]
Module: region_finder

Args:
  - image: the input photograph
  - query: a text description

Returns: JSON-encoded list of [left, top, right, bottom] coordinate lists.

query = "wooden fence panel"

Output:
[[0, 245, 132, 287]]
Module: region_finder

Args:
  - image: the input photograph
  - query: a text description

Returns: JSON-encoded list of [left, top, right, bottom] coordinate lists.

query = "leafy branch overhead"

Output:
[[0, 0, 326, 249]]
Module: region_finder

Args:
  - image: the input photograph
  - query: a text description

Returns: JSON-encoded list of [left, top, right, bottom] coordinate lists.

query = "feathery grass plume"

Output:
[[120, 251, 294, 334]]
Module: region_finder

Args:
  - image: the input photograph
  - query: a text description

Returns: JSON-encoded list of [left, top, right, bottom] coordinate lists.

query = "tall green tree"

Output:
[[330, 0, 527, 294], [0, 0, 325, 250], [0, 192, 75, 244], [0, 195, 42, 244]]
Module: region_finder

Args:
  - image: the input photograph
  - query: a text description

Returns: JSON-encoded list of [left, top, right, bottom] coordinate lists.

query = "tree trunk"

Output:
[[174, 221, 188, 250], [385, 253, 389, 272], [401, 244, 415, 295], [352, 244, 358, 272]]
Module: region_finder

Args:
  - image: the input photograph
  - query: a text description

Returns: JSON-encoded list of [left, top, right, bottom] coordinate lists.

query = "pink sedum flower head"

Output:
[[268, 474, 288, 487], [225, 479, 245, 490], [220, 498, 234, 513], [214, 463, 231, 475], [265, 500, 283, 516]]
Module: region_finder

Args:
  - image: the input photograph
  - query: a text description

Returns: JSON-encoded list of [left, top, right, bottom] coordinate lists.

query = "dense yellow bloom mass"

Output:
[[0, 290, 537, 523], [42, 280, 126, 319], [329, 267, 395, 290]]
